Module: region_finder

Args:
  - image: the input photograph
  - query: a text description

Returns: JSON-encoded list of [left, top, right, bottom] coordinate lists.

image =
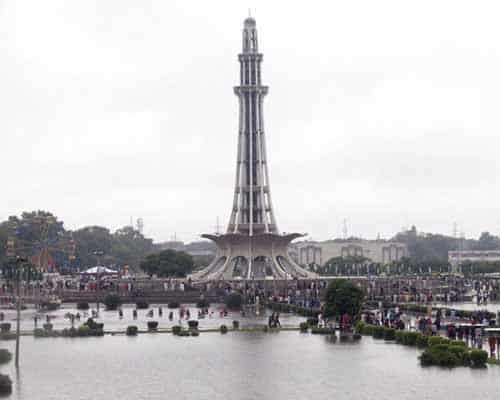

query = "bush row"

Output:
[[356, 321, 488, 368], [420, 345, 488, 368]]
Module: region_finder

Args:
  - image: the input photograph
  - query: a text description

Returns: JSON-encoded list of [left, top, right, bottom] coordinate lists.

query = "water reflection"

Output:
[[0, 333, 498, 400]]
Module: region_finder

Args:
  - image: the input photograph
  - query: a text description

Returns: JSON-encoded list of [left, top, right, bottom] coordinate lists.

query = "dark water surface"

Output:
[[1, 332, 499, 400]]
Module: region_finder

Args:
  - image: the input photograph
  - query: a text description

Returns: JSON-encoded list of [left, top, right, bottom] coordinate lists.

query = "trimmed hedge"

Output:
[[384, 327, 396, 341], [470, 349, 488, 368], [416, 334, 429, 348], [0, 374, 12, 395], [420, 344, 488, 368], [372, 326, 385, 339], [0, 349, 12, 365], [147, 321, 159, 331], [126, 326, 138, 336], [220, 325, 228, 334], [172, 326, 182, 335], [310, 327, 335, 335]]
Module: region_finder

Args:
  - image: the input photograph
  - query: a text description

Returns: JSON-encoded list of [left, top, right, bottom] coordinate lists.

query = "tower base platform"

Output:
[[190, 233, 317, 281]]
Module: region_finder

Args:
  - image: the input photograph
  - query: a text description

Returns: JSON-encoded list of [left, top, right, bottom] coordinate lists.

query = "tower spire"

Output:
[[228, 17, 276, 236]]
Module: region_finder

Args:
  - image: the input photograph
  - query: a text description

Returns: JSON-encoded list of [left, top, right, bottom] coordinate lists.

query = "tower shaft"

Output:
[[227, 18, 278, 236]]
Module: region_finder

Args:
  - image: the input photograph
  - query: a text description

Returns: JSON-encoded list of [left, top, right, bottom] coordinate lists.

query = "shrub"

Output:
[[372, 325, 385, 339], [0, 323, 11, 333], [361, 324, 374, 336], [126, 326, 138, 336], [402, 331, 419, 346], [220, 325, 228, 334], [306, 317, 319, 327], [395, 330, 404, 343], [450, 340, 466, 347], [0, 374, 12, 395], [34, 328, 47, 338], [416, 334, 429, 348], [103, 294, 121, 310], [428, 336, 446, 347], [178, 330, 190, 337], [77, 325, 90, 337], [299, 322, 309, 333], [167, 301, 180, 309], [232, 320, 240, 330], [0, 332, 15, 341], [384, 327, 396, 341], [147, 321, 159, 331], [0, 349, 12, 364], [355, 321, 365, 333], [225, 293, 242, 310], [43, 323, 53, 331], [77, 302, 89, 310], [420, 345, 460, 368], [136, 301, 149, 309], [172, 325, 182, 335], [448, 345, 467, 360], [353, 333, 362, 341], [196, 299, 210, 308], [190, 330, 199, 337], [311, 327, 335, 334], [187, 320, 199, 329], [470, 350, 488, 368]]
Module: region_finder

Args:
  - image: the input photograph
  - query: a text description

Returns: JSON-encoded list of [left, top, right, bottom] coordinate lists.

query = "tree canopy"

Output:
[[0, 211, 154, 271], [140, 249, 194, 277], [323, 279, 364, 318]]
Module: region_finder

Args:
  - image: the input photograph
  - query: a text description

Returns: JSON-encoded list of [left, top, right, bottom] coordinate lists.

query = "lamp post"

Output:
[[4, 256, 30, 368], [93, 250, 104, 317]]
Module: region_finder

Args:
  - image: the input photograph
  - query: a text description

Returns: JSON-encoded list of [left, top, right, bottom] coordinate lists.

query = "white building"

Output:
[[290, 239, 408, 266], [448, 250, 500, 266]]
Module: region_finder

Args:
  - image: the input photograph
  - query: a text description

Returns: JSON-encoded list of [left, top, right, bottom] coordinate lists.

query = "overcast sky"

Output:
[[1, 0, 500, 243]]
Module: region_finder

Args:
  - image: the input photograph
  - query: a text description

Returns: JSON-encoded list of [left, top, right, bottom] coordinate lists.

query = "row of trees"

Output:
[[0, 211, 154, 271], [393, 226, 500, 262]]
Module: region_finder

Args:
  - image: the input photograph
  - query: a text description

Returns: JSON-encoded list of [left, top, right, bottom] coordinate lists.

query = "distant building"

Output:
[[448, 250, 500, 266], [155, 240, 216, 257], [290, 239, 408, 266]]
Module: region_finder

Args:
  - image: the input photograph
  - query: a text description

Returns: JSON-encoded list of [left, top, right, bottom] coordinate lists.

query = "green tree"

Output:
[[323, 279, 363, 318], [140, 249, 194, 277], [474, 232, 500, 251]]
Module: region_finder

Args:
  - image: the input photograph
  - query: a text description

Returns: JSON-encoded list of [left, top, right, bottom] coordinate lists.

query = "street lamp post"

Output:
[[93, 251, 104, 317]]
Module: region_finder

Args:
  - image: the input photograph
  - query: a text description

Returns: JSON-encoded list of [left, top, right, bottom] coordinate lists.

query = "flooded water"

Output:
[[0, 303, 303, 332], [0, 332, 499, 400]]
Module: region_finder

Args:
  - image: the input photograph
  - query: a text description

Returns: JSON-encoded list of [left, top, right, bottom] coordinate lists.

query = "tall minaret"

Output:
[[227, 17, 278, 236], [195, 17, 317, 282]]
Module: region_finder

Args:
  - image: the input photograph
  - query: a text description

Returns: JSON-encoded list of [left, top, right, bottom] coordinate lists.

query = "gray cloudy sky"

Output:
[[1, 0, 500, 242]]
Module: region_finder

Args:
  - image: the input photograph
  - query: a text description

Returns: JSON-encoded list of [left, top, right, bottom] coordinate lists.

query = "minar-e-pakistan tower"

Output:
[[192, 17, 316, 281]]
